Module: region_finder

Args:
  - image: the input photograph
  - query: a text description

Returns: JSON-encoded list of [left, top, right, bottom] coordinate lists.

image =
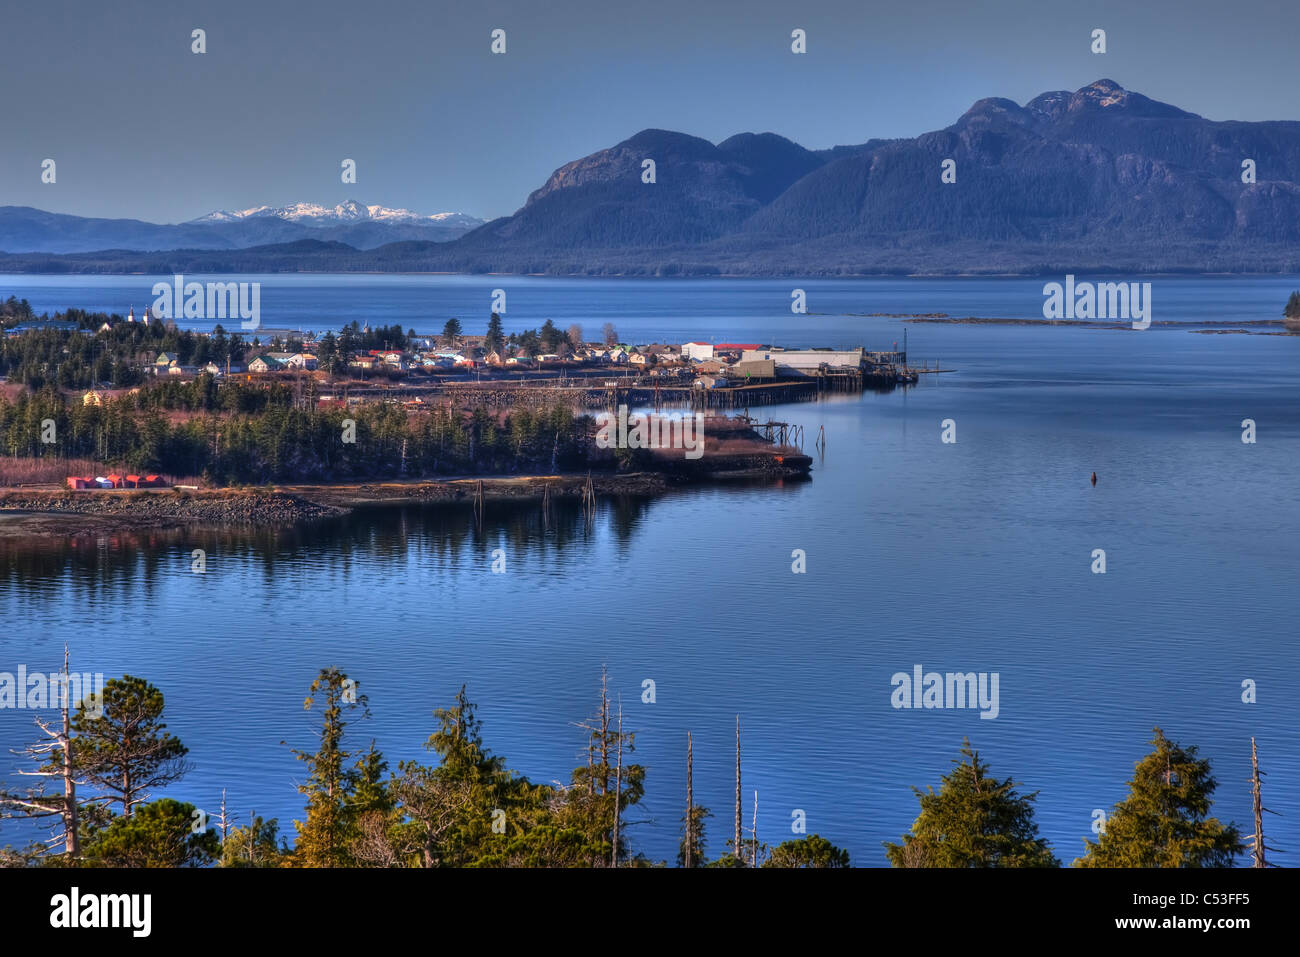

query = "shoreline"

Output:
[[0, 464, 810, 539]]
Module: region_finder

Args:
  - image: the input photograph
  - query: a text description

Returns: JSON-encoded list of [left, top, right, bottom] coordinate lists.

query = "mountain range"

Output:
[[4, 79, 1299, 275], [0, 201, 483, 254]]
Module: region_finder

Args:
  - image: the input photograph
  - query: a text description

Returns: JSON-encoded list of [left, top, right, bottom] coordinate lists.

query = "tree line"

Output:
[[0, 665, 847, 868], [0, 382, 595, 484], [0, 661, 1270, 868]]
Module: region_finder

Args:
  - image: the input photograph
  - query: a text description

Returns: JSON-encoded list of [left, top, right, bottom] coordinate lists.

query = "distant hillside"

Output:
[[0, 201, 483, 254], [5, 80, 1300, 275]]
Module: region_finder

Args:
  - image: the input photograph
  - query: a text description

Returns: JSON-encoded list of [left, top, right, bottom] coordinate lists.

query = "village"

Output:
[[78, 309, 932, 415], [0, 308, 940, 493]]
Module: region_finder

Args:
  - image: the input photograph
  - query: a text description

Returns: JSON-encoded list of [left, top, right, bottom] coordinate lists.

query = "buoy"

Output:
[[1091, 472, 1097, 486]]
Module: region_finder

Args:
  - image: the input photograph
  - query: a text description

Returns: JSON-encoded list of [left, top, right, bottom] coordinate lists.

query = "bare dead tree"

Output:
[[389, 768, 475, 868], [612, 696, 623, 868], [685, 732, 694, 869], [734, 715, 742, 860], [216, 788, 235, 845], [1249, 737, 1280, 868], [0, 647, 87, 860]]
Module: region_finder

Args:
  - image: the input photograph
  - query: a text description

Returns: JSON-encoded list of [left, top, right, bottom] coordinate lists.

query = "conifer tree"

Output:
[[886, 739, 1059, 868], [220, 813, 290, 867], [678, 731, 712, 868], [567, 671, 645, 866], [70, 675, 190, 820], [291, 667, 370, 867], [81, 798, 218, 867], [765, 834, 851, 868], [539, 319, 564, 353], [1076, 728, 1243, 868], [441, 318, 462, 348], [485, 313, 505, 356]]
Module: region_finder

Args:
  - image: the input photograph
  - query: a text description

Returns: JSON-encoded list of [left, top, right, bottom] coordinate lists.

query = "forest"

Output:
[[0, 381, 592, 484]]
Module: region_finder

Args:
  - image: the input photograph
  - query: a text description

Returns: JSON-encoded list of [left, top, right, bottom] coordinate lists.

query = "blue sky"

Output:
[[2, 0, 1297, 223]]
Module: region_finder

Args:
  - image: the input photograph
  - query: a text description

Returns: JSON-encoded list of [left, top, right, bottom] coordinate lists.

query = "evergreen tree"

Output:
[[291, 667, 370, 867], [221, 813, 290, 867], [886, 739, 1059, 868], [764, 834, 851, 868], [564, 672, 645, 866], [81, 799, 218, 867], [1285, 291, 1300, 320], [70, 676, 190, 820], [318, 331, 340, 375], [1076, 728, 1243, 868], [485, 313, 505, 356], [516, 330, 540, 357], [539, 319, 564, 353], [678, 804, 712, 868], [383, 685, 542, 868], [441, 318, 463, 348]]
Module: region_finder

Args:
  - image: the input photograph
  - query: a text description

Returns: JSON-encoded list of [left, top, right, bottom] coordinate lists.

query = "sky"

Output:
[[2, 0, 1297, 224]]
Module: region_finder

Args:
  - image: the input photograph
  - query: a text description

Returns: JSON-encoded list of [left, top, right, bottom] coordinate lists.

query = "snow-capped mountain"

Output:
[[190, 200, 481, 229], [0, 201, 484, 254]]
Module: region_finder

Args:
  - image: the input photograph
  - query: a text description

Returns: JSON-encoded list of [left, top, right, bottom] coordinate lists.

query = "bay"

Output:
[[2, 274, 1298, 866]]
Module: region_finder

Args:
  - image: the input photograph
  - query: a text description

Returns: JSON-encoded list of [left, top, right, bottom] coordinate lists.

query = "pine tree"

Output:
[[221, 813, 290, 867], [568, 670, 645, 866], [1285, 291, 1300, 319], [441, 318, 463, 348], [81, 798, 218, 867], [318, 331, 340, 375], [886, 738, 1059, 868], [70, 675, 190, 820], [539, 319, 564, 353], [678, 731, 712, 867], [290, 667, 370, 867], [1076, 727, 1243, 868], [485, 313, 505, 356], [765, 834, 850, 868]]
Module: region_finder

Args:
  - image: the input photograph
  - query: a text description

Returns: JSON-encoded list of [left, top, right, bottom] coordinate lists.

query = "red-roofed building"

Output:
[[715, 343, 761, 352]]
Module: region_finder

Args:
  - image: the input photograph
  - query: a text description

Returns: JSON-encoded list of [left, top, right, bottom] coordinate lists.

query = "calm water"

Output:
[[2, 275, 1299, 866]]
